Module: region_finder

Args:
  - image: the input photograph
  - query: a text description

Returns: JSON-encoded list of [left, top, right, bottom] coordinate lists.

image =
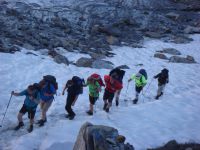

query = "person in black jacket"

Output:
[[62, 79, 81, 120], [154, 68, 169, 99]]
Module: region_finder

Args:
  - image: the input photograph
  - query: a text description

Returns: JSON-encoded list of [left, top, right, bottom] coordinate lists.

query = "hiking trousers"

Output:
[[157, 84, 166, 96], [65, 94, 76, 116]]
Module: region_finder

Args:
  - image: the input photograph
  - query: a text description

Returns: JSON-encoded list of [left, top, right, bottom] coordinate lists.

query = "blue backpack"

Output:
[[139, 69, 147, 80]]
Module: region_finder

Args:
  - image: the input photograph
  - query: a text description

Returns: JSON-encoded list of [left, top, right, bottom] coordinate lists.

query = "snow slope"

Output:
[[0, 34, 200, 150]]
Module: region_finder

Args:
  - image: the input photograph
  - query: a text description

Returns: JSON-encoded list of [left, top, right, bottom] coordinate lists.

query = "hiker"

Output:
[[85, 74, 102, 115], [154, 68, 169, 99], [128, 69, 147, 104], [62, 76, 85, 120], [109, 67, 125, 106], [11, 84, 40, 132], [103, 73, 123, 112], [37, 75, 57, 126]]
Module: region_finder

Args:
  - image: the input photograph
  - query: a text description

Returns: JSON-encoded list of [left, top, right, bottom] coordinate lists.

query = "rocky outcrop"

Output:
[[73, 122, 134, 150], [0, 0, 199, 54]]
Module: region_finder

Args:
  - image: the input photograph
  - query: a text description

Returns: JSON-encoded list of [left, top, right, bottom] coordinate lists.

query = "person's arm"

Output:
[[128, 74, 135, 82], [154, 73, 160, 79], [11, 90, 26, 96], [62, 83, 68, 95]]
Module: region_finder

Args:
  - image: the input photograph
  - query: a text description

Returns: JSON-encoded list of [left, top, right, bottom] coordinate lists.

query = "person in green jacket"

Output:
[[85, 76, 101, 115], [128, 71, 147, 104]]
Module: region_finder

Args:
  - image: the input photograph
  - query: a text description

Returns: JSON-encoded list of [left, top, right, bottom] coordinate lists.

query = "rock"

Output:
[[166, 12, 180, 21], [26, 52, 38, 56], [76, 57, 93, 68], [169, 55, 196, 63], [54, 54, 69, 65], [184, 26, 200, 34], [161, 48, 181, 55], [164, 140, 179, 149], [106, 36, 120, 45], [171, 35, 193, 44], [73, 122, 134, 150], [22, 43, 35, 50], [154, 53, 168, 60], [185, 148, 193, 150], [92, 60, 114, 69], [145, 32, 164, 39], [90, 53, 106, 60]]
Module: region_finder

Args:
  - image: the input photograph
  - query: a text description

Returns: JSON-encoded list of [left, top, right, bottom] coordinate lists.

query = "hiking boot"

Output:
[[37, 118, 47, 124], [105, 107, 109, 113], [116, 100, 119, 106], [14, 122, 24, 130], [27, 125, 33, 133], [155, 93, 163, 100], [38, 120, 46, 127], [86, 110, 93, 116], [103, 103, 107, 111], [65, 114, 70, 118], [133, 99, 138, 104], [69, 114, 75, 120]]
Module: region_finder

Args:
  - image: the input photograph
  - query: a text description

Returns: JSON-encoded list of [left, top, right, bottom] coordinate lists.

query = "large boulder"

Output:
[[76, 57, 114, 69], [169, 55, 196, 63], [73, 122, 134, 150]]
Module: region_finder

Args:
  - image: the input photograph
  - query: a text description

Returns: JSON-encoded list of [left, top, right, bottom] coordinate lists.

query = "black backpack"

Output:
[[109, 68, 125, 83], [72, 76, 85, 94]]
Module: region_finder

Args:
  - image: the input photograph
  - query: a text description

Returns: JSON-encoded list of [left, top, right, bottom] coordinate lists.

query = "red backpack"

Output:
[[90, 73, 105, 87]]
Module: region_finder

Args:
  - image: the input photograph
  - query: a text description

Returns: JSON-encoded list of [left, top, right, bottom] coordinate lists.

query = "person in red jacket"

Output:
[[103, 74, 123, 112]]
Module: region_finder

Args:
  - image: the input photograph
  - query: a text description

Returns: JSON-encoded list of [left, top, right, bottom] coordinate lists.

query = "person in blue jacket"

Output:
[[37, 80, 56, 126], [12, 84, 40, 132]]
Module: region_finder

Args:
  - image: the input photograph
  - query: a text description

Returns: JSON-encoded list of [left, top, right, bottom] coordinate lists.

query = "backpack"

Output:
[[72, 76, 85, 94], [109, 68, 125, 83], [43, 75, 58, 91], [139, 69, 147, 80], [90, 73, 105, 87]]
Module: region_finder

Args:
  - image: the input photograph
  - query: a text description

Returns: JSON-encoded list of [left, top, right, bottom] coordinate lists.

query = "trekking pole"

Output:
[[142, 78, 154, 102], [0, 94, 13, 127]]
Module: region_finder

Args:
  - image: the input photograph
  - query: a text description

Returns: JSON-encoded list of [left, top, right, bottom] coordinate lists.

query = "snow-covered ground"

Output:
[[0, 34, 200, 150]]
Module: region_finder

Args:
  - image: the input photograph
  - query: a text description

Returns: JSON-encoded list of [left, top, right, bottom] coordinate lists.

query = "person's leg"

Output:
[[66, 95, 76, 118], [134, 86, 143, 104], [106, 92, 115, 112], [41, 100, 53, 121], [103, 90, 109, 110], [156, 84, 165, 99], [15, 105, 26, 130], [87, 96, 97, 115], [27, 109, 36, 132]]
